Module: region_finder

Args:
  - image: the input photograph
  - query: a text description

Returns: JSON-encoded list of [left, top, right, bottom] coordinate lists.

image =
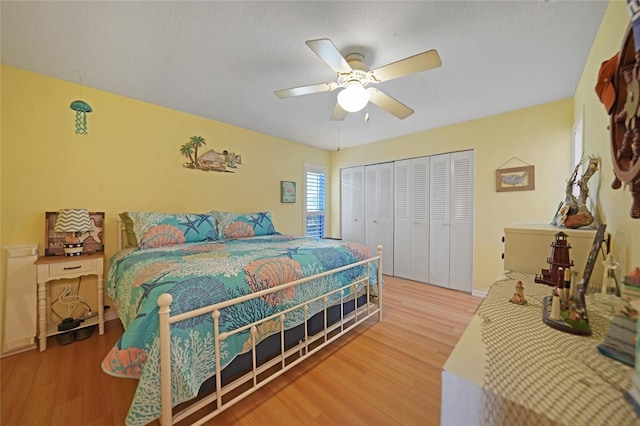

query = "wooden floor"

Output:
[[1, 276, 481, 426]]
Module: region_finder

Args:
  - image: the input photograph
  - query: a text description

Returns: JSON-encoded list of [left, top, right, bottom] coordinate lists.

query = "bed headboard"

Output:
[[117, 217, 126, 251]]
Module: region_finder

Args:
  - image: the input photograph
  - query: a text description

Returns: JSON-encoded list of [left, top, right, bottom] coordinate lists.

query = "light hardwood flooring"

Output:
[[1, 276, 482, 425]]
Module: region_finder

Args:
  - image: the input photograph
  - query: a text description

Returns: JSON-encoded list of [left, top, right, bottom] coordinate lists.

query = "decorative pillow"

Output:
[[211, 211, 276, 240], [119, 212, 217, 249]]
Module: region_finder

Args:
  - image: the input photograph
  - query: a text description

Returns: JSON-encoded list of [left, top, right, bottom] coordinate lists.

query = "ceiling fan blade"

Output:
[[369, 49, 441, 83], [330, 102, 347, 121], [368, 88, 414, 119], [274, 82, 338, 98], [305, 39, 352, 74]]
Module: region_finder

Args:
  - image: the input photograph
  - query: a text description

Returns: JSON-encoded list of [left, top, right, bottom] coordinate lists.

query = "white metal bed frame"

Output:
[[116, 220, 383, 425]]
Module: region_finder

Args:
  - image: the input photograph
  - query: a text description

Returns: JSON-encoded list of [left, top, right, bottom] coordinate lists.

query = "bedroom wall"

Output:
[[574, 1, 639, 278], [329, 98, 574, 293], [0, 65, 330, 328], [1, 65, 330, 249]]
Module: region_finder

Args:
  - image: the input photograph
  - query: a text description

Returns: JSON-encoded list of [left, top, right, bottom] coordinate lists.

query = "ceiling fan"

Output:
[[274, 38, 442, 121]]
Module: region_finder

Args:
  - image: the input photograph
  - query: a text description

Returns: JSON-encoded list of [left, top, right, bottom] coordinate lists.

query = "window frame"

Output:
[[303, 164, 327, 238]]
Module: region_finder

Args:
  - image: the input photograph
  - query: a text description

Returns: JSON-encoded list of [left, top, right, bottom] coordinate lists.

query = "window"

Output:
[[304, 165, 326, 238]]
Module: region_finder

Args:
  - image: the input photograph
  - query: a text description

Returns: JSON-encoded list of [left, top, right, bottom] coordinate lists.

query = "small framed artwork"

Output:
[[281, 181, 296, 203], [45, 211, 105, 256], [496, 165, 535, 192]]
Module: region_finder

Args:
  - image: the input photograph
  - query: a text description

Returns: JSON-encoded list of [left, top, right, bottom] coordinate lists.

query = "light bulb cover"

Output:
[[337, 83, 370, 112]]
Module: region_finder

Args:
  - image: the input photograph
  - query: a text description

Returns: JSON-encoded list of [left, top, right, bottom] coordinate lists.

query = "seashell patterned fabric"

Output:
[[102, 234, 378, 426], [120, 212, 218, 249], [212, 210, 277, 240]]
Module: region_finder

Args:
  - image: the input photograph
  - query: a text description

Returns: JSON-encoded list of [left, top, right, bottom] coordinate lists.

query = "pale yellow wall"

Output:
[[575, 0, 639, 277], [0, 65, 330, 340], [329, 99, 574, 292], [1, 0, 630, 341], [1, 65, 331, 250]]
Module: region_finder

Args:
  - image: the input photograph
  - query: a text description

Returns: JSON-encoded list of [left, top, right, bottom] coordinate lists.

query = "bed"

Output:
[[101, 211, 382, 426]]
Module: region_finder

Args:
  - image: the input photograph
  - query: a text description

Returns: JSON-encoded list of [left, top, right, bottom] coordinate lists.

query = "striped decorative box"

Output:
[[63, 242, 84, 257]]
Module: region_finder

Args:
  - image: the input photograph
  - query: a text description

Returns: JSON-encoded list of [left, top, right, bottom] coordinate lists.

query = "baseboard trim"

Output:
[[471, 289, 487, 298], [1, 343, 37, 358]]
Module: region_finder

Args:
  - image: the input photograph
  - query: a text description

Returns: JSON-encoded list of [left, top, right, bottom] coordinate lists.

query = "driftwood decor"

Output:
[[495, 165, 535, 192], [558, 155, 600, 229]]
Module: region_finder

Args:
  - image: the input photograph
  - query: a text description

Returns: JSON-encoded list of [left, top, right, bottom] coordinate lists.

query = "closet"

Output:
[[340, 166, 365, 245], [341, 150, 474, 292], [429, 151, 474, 291], [394, 157, 430, 283], [364, 162, 394, 275]]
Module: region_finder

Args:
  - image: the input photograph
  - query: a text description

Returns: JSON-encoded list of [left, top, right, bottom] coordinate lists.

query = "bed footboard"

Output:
[[157, 245, 383, 425]]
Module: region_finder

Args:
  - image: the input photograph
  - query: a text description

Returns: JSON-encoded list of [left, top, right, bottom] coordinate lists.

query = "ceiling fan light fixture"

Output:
[[337, 82, 370, 112]]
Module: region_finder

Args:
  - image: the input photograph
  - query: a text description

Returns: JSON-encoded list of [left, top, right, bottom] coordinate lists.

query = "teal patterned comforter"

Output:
[[101, 235, 377, 426]]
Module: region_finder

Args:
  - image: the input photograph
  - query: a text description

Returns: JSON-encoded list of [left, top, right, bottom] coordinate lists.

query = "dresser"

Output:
[[442, 273, 637, 425]]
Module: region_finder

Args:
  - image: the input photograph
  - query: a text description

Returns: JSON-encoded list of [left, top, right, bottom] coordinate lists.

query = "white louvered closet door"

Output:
[[410, 157, 430, 283], [395, 157, 430, 283], [429, 154, 451, 287], [340, 166, 365, 245], [365, 163, 394, 275], [352, 167, 365, 245], [394, 160, 411, 278], [449, 151, 474, 292]]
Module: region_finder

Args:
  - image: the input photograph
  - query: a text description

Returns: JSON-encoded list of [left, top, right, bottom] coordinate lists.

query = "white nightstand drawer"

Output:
[[49, 259, 96, 277]]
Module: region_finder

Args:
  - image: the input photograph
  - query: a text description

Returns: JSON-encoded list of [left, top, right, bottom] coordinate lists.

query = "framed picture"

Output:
[[281, 181, 296, 203], [496, 165, 535, 192], [45, 211, 105, 256]]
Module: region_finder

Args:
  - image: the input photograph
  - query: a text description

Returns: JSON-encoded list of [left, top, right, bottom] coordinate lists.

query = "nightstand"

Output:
[[35, 253, 104, 351]]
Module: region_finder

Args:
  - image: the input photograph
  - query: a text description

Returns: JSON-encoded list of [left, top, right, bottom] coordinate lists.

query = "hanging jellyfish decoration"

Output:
[[69, 100, 92, 135]]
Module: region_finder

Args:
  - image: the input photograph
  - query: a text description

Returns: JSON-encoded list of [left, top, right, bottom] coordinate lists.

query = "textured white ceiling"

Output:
[[1, 1, 609, 150]]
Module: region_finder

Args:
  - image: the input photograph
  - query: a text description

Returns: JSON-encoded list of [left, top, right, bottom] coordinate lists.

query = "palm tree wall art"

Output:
[[180, 136, 242, 173]]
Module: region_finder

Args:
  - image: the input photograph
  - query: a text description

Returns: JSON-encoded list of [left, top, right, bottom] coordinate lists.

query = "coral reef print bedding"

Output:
[[101, 234, 377, 426]]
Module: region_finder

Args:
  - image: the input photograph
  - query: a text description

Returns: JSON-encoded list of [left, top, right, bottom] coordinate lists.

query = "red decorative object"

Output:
[[626, 267, 640, 285], [535, 232, 574, 286], [608, 25, 640, 218]]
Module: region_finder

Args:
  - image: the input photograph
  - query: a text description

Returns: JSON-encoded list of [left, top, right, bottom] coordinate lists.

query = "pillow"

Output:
[[211, 210, 276, 240], [119, 212, 217, 249]]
